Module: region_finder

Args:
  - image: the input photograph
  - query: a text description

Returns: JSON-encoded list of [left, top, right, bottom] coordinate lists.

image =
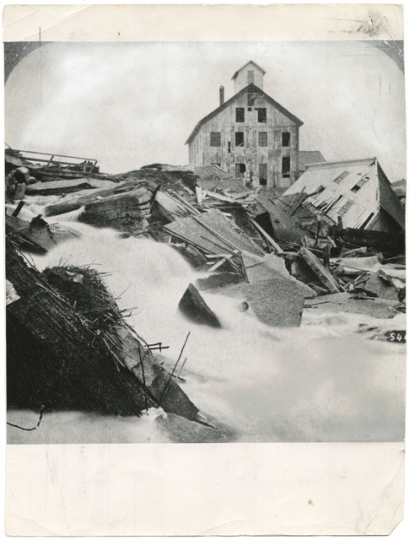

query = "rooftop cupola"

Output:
[[232, 60, 266, 94]]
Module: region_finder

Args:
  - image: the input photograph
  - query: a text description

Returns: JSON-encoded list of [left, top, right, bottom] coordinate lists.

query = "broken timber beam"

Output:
[[299, 247, 342, 294], [250, 218, 284, 254]]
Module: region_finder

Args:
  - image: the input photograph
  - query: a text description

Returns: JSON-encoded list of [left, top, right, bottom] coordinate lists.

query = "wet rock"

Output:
[[363, 273, 399, 301], [243, 252, 316, 299], [209, 276, 304, 327], [179, 283, 221, 328]]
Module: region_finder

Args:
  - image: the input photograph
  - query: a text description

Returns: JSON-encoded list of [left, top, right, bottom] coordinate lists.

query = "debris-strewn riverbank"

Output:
[[5, 152, 406, 443]]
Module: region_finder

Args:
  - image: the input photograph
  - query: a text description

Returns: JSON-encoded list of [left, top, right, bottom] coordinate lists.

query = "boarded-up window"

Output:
[[282, 156, 291, 178], [258, 132, 268, 147], [236, 108, 245, 122], [282, 132, 291, 147], [259, 163, 268, 186], [248, 90, 256, 106], [338, 199, 354, 217], [333, 171, 349, 184], [248, 70, 254, 84], [257, 108, 267, 123], [235, 132, 244, 147], [210, 132, 221, 146]]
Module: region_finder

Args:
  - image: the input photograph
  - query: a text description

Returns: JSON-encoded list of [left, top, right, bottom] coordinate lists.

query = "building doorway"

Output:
[[259, 163, 268, 186], [235, 163, 246, 179]]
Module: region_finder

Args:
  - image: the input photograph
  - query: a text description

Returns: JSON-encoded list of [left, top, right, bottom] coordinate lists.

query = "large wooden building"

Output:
[[186, 61, 304, 189]]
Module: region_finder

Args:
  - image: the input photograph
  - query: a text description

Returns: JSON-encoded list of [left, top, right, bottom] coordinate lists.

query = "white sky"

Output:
[[5, 40, 406, 181]]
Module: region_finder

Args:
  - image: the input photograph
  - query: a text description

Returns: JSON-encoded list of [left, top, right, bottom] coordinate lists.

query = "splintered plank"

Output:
[[164, 209, 263, 256], [300, 247, 341, 294], [154, 191, 191, 221], [250, 218, 284, 254], [200, 209, 264, 256]]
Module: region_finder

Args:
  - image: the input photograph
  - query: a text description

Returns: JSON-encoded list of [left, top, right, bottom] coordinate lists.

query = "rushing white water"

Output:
[[7, 213, 406, 444]]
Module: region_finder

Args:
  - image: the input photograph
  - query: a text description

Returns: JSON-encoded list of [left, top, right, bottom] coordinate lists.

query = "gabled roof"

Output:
[[185, 83, 303, 145], [232, 60, 266, 80], [283, 157, 405, 231]]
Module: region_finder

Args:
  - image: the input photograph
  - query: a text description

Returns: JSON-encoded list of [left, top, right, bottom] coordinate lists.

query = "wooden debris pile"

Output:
[[5, 149, 405, 324], [6, 238, 205, 423], [146, 169, 405, 316]]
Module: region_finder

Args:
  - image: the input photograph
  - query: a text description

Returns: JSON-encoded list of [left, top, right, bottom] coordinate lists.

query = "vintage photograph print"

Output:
[[5, 36, 406, 445]]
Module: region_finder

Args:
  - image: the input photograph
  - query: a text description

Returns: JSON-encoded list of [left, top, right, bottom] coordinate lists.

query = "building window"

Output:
[[210, 132, 221, 146], [282, 156, 291, 178], [282, 132, 291, 147], [333, 171, 349, 184], [258, 132, 268, 147], [235, 132, 244, 147], [236, 108, 245, 122], [248, 90, 256, 106], [259, 163, 268, 186], [338, 199, 353, 217], [351, 175, 370, 193], [257, 108, 267, 123], [235, 163, 246, 178], [248, 70, 254, 84], [228, 141, 231, 154]]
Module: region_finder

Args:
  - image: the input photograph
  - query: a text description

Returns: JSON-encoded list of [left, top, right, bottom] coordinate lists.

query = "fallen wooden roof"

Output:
[[283, 157, 405, 231]]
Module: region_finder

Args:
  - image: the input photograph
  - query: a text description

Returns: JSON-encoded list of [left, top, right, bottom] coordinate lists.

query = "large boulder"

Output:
[[179, 284, 221, 328], [208, 274, 305, 327]]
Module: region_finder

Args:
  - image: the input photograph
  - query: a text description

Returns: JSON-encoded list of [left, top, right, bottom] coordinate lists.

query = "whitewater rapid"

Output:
[[7, 210, 406, 444]]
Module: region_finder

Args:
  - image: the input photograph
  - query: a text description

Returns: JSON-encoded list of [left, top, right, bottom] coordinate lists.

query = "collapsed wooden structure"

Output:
[[5, 149, 406, 422], [6, 238, 202, 422]]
